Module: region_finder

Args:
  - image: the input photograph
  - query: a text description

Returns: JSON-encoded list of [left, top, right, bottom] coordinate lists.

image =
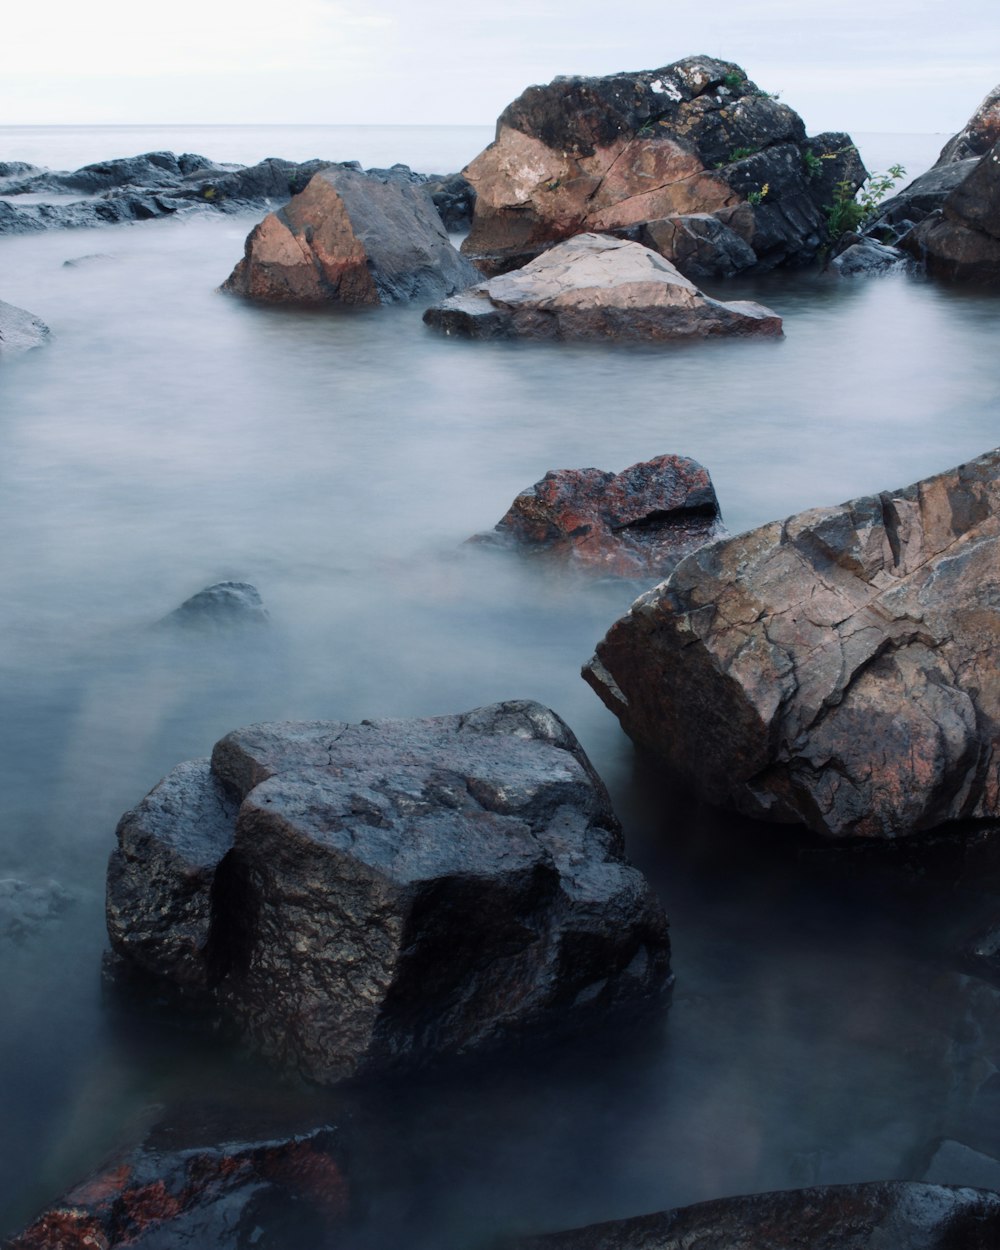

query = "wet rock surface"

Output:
[[106, 700, 671, 1084], [222, 166, 478, 305], [0, 300, 50, 358], [508, 1181, 1000, 1250], [159, 581, 269, 632], [900, 141, 1000, 282], [424, 233, 783, 341], [585, 448, 1000, 840], [460, 56, 865, 276], [474, 454, 724, 578], [5, 1126, 348, 1249], [829, 235, 908, 276]]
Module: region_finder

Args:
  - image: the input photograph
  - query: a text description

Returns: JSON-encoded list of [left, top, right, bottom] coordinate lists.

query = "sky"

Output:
[[3, 0, 999, 135]]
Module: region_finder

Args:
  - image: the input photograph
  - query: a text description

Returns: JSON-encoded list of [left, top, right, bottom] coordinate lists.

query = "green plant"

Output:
[[729, 146, 759, 162], [802, 149, 823, 179], [756, 89, 781, 100], [825, 163, 905, 238], [722, 71, 745, 91], [747, 183, 770, 206]]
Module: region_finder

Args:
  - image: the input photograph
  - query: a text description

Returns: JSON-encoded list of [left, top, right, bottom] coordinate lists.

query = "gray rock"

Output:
[[830, 236, 908, 276], [0, 299, 50, 358], [922, 1139, 1000, 1191], [159, 581, 269, 632], [106, 701, 671, 1084], [424, 233, 783, 341], [900, 142, 1000, 282]]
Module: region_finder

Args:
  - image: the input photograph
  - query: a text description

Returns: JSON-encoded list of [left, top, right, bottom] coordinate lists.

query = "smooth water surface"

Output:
[[1, 128, 1000, 1244]]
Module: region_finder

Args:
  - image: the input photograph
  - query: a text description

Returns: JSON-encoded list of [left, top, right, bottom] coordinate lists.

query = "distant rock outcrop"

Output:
[[0, 299, 50, 358], [585, 448, 1000, 840], [474, 454, 724, 578], [460, 55, 865, 277], [106, 701, 671, 1084], [221, 166, 478, 305], [424, 233, 782, 340]]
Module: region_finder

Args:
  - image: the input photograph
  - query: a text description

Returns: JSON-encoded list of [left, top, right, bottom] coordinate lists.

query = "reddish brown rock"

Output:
[[221, 166, 477, 305], [424, 234, 782, 341], [509, 1181, 1000, 1250], [7, 1128, 347, 1248], [460, 55, 864, 276], [938, 84, 1000, 164], [584, 449, 1000, 840], [476, 455, 724, 578]]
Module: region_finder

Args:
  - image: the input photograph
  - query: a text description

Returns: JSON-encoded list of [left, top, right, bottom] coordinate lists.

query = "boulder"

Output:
[[459, 56, 865, 276], [423, 233, 782, 341], [829, 235, 908, 276], [159, 581, 269, 632], [106, 700, 671, 1084], [6, 1126, 347, 1249], [423, 171, 476, 231], [584, 449, 1000, 840], [474, 454, 724, 577], [938, 84, 1000, 165], [0, 299, 50, 358], [900, 141, 1000, 281], [221, 166, 478, 305], [508, 1182, 1000, 1250]]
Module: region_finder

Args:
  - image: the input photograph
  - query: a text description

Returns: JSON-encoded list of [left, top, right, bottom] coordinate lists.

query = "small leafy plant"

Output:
[[747, 183, 770, 206], [802, 150, 824, 179], [722, 71, 745, 91], [729, 146, 759, 162], [825, 163, 905, 238]]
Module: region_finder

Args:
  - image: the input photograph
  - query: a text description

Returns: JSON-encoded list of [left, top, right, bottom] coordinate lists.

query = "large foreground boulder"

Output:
[[424, 234, 782, 341], [509, 1182, 1000, 1250], [221, 166, 478, 305], [0, 299, 50, 358], [106, 701, 671, 1083], [460, 55, 865, 276], [474, 454, 724, 577], [584, 449, 1000, 840]]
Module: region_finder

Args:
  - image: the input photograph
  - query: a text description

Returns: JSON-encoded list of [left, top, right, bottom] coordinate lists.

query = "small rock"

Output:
[[159, 582, 268, 632], [0, 299, 50, 358], [830, 236, 908, 276]]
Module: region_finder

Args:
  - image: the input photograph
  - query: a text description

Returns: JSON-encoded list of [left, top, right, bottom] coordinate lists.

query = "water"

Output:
[[2, 126, 1000, 1245]]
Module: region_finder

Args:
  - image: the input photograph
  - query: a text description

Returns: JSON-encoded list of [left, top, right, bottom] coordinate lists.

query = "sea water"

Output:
[[1, 125, 999, 1244]]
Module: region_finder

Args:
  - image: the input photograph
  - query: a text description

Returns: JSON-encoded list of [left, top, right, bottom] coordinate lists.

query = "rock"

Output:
[[900, 141, 1000, 281], [869, 160, 978, 242], [507, 1181, 1000, 1250], [0, 878, 74, 943], [424, 171, 476, 231], [938, 84, 1000, 164], [922, 1139, 1000, 1191], [626, 212, 758, 280], [459, 56, 865, 276], [0, 299, 50, 358], [106, 700, 671, 1084], [159, 581, 269, 632], [6, 1126, 348, 1249], [830, 235, 908, 276], [423, 233, 782, 341], [221, 166, 478, 305], [474, 454, 725, 577], [584, 448, 1000, 840]]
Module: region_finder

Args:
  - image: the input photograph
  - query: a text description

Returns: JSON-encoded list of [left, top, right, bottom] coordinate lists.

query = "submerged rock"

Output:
[[7, 1126, 348, 1249], [424, 233, 782, 341], [475, 454, 724, 577], [584, 448, 1000, 840], [508, 1181, 1000, 1249], [460, 55, 865, 276], [159, 581, 269, 632], [0, 299, 50, 358], [106, 700, 671, 1084], [0, 878, 74, 943], [221, 166, 478, 305]]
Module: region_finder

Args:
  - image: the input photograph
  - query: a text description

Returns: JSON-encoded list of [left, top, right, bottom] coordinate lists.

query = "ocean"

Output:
[[1, 124, 999, 1245]]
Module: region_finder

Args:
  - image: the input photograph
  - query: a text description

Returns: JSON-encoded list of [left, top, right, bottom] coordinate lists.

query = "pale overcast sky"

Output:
[[3, 0, 998, 134]]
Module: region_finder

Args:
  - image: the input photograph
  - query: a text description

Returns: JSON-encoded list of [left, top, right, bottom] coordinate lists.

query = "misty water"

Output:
[[2, 126, 1000, 1245]]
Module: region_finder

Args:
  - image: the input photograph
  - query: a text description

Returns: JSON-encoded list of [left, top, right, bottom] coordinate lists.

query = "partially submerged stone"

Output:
[[221, 166, 478, 305], [0, 299, 50, 358], [475, 454, 724, 578], [460, 55, 864, 276], [508, 1181, 1000, 1250], [159, 581, 269, 632], [424, 233, 782, 341], [584, 449, 1000, 840], [106, 701, 671, 1083]]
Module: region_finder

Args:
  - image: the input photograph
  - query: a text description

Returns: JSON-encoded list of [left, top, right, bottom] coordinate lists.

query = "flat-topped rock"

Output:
[[585, 448, 1000, 840], [424, 233, 782, 341], [0, 299, 50, 358], [106, 700, 671, 1083]]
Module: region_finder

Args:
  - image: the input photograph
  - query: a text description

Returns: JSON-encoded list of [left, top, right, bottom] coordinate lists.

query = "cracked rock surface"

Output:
[[459, 55, 864, 277], [106, 700, 671, 1084], [424, 234, 783, 341], [584, 448, 1000, 840]]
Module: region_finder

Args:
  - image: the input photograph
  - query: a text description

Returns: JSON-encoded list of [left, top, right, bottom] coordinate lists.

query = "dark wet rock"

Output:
[[922, 1139, 1000, 1191], [830, 234, 908, 276], [424, 171, 476, 231], [460, 56, 865, 276], [106, 700, 671, 1084], [938, 84, 1000, 165], [870, 159, 980, 242], [508, 1181, 1000, 1250], [0, 300, 50, 358], [159, 582, 269, 632], [0, 160, 40, 179], [0, 878, 74, 943], [5, 1126, 348, 1249], [221, 166, 478, 306], [621, 212, 758, 279], [900, 141, 1000, 282], [62, 253, 116, 268], [424, 233, 782, 341], [584, 448, 1000, 840], [474, 454, 724, 578]]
